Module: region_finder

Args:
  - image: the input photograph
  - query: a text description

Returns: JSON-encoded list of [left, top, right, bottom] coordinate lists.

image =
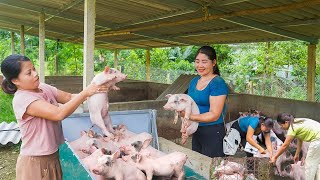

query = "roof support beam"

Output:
[[307, 43, 316, 101], [0, 0, 116, 29], [212, 0, 251, 6], [146, 49, 151, 81], [177, 27, 251, 37], [96, 0, 320, 38], [134, 33, 199, 46], [20, 25, 25, 55], [94, 0, 201, 33], [0, 21, 92, 45], [112, 0, 249, 30], [221, 17, 318, 43], [44, 0, 83, 22], [39, 12, 45, 83], [10, 31, 14, 54], [271, 18, 320, 27], [158, 0, 200, 10], [83, 0, 95, 89], [114, 49, 118, 69], [0, 26, 16, 32], [0, 16, 68, 35], [122, 9, 195, 27]]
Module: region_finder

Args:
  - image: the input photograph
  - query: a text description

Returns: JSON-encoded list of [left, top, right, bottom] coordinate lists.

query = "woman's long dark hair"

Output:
[[1, 55, 31, 94], [195, 46, 220, 76], [277, 112, 304, 131], [259, 116, 274, 129]]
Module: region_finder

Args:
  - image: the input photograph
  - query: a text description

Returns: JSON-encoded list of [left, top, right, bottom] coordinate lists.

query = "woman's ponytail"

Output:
[[1, 78, 17, 94], [0, 54, 31, 94]]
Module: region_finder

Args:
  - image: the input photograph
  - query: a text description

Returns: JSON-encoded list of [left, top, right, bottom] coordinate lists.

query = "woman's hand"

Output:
[[181, 132, 188, 139], [84, 83, 109, 97], [270, 156, 277, 164], [259, 148, 266, 154]]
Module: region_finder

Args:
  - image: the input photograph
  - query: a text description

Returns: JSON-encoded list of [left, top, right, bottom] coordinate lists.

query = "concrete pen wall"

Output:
[[109, 94, 320, 141]]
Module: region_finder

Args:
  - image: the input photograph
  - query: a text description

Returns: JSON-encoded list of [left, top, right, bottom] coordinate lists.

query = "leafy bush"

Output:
[[0, 90, 16, 123]]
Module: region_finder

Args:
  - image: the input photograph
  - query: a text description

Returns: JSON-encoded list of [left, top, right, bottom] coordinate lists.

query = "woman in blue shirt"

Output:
[[231, 116, 274, 157], [185, 46, 228, 157]]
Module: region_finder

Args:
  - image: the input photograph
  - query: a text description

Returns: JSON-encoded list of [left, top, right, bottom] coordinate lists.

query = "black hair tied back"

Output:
[[1, 54, 31, 94], [1, 78, 17, 94]]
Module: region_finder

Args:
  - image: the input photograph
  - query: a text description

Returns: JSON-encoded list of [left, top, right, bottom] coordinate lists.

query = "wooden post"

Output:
[[83, 0, 96, 89], [39, 12, 45, 83], [249, 81, 254, 94], [114, 49, 118, 69], [166, 72, 170, 84], [55, 39, 60, 75], [11, 32, 14, 54], [146, 49, 151, 81], [20, 25, 25, 55], [307, 43, 316, 101]]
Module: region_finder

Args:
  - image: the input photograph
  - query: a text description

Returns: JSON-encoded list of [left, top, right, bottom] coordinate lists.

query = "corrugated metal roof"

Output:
[[0, 122, 21, 145], [0, 0, 319, 49]]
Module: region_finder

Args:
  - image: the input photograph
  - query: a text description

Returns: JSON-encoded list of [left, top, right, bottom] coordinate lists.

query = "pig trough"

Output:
[[59, 109, 206, 179]]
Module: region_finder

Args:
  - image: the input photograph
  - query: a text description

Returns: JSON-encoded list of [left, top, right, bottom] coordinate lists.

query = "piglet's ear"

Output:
[[92, 169, 102, 175], [137, 154, 142, 162], [112, 151, 120, 162], [80, 130, 87, 136], [88, 130, 95, 138], [165, 94, 172, 99], [104, 66, 110, 72], [142, 138, 152, 149]]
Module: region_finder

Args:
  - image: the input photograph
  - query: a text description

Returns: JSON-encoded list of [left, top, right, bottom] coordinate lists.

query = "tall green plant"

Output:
[[0, 90, 15, 123]]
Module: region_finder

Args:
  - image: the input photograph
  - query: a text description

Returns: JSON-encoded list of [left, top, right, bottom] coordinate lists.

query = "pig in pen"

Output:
[[210, 157, 273, 180], [219, 110, 308, 180], [68, 125, 189, 180]]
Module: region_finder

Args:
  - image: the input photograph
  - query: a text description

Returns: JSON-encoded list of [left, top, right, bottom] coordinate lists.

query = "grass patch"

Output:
[[0, 89, 16, 123]]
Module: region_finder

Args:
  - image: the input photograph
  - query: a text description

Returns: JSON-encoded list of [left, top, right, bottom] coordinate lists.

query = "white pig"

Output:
[[213, 160, 245, 176], [218, 173, 244, 180], [117, 132, 153, 147], [82, 148, 112, 180], [88, 66, 126, 138], [275, 150, 293, 176], [92, 151, 146, 180], [254, 130, 283, 158], [290, 141, 310, 166], [93, 136, 120, 154], [69, 130, 99, 159], [120, 140, 165, 160], [113, 124, 137, 142], [132, 151, 187, 180], [300, 142, 310, 165], [283, 161, 305, 180], [163, 94, 199, 144]]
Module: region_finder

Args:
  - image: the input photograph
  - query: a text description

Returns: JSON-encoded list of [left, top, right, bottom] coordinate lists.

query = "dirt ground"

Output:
[[0, 143, 20, 180]]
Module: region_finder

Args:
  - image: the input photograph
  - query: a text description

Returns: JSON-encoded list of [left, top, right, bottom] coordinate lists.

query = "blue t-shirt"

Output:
[[188, 76, 228, 126], [239, 116, 259, 133]]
